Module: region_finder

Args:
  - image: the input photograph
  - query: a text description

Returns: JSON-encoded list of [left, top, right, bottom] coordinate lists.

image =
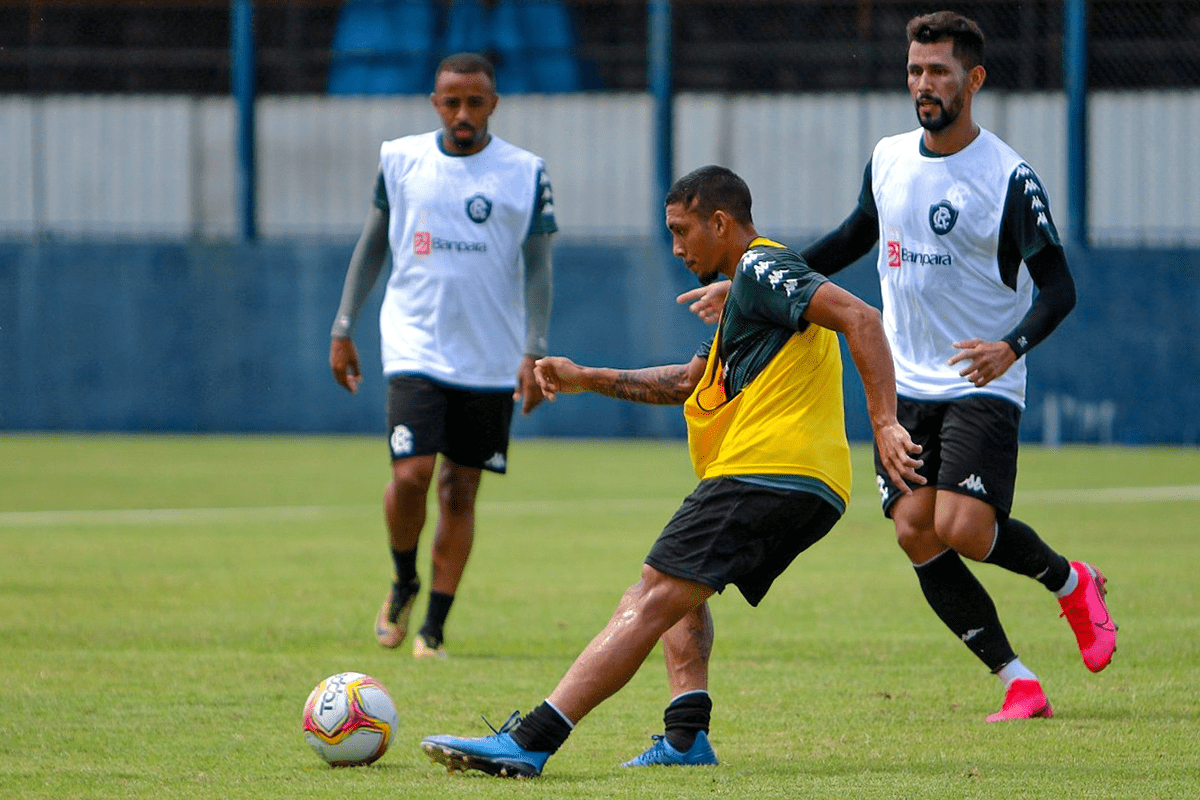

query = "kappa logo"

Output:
[[537, 169, 556, 218], [958, 474, 987, 495], [929, 200, 959, 235], [739, 250, 765, 272], [876, 474, 890, 503], [389, 424, 414, 457], [1017, 163, 1054, 233], [465, 193, 492, 223]]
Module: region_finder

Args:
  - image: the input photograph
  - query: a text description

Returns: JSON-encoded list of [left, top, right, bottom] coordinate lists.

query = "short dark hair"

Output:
[[435, 52, 496, 89], [665, 165, 754, 225], [906, 11, 985, 70]]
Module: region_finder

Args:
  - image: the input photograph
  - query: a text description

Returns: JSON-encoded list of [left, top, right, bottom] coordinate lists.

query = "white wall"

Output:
[[1, 91, 1196, 245]]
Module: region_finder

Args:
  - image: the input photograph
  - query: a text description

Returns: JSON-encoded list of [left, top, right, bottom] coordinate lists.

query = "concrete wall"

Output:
[[2, 239, 1197, 444], [2, 91, 1198, 246]]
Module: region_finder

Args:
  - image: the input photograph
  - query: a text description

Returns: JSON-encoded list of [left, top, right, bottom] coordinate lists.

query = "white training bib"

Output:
[[871, 128, 1036, 407], [378, 131, 547, 388]]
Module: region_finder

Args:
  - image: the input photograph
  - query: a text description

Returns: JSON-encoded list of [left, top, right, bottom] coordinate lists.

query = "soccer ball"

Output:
[[302, 671, 399, 766]]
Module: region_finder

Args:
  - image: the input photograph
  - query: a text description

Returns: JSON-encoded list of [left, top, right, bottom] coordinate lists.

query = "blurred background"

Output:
[[1, 0, 1198, 443]]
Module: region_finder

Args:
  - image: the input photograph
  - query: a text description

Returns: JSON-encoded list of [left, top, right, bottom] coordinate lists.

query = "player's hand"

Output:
[[949, 339, 1018, 388], [533, 356, 587, 402], [875, 422, 925, 496], [515, 355, 546, 414], [677, 280, 730, 325], [330, 336, 361, 394]]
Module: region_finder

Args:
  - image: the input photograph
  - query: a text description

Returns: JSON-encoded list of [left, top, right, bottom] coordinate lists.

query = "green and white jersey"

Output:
[[864, 127, 1061, 409], [697, 238, 828, 396], [376, 131, 556, 389]]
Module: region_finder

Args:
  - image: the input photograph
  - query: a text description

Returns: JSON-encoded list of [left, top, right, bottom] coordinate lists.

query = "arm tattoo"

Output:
[[608, 365, 694, 405]]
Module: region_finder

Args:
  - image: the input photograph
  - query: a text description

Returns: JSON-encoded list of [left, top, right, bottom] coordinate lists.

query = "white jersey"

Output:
[[869, 127, 1055, 409], [377, 131, 555, 389]]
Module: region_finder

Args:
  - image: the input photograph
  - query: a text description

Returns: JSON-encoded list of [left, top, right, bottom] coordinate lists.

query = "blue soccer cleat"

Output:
[[620, 730, 719, 767], [421, 712, 551, 778]]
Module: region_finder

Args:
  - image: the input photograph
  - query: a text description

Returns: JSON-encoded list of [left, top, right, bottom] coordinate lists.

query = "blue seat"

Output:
[[515, 0, 586, 92], [444, 0, 529, 92], [443, 0, 588, 93], [328, 0, 440, 95]]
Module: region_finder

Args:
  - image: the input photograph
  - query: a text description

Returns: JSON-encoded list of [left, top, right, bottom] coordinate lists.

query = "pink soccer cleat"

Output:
[[986, 678, 1054, 722], [1058, 561, 1118, 672]]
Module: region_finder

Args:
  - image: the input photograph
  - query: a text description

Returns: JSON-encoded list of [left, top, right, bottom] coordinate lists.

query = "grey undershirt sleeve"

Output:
[[330, 206, 390, 338], [522, 232, 554, 357]]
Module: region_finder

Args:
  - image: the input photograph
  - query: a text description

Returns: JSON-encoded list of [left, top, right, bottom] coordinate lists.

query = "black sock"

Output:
[[419, 591, 454, 646], [915, 550, 1015, 672], [663, 691, 711, 752], [985, 517, 1071, 591], [510, 702, 573, 754], [391, 547, 418, 587]]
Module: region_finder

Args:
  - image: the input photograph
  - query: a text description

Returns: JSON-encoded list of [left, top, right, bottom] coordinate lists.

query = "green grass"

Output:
[[1, 434, 1198, 799]]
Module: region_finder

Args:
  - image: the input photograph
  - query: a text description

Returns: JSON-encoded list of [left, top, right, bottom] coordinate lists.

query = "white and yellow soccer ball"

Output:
[[302, 672, 398, 766]]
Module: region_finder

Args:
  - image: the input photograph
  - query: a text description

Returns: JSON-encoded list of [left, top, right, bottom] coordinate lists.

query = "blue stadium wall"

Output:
[[1, 239, 1197, 444]]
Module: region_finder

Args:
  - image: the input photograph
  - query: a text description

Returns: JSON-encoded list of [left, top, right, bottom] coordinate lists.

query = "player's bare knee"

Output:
[[391, 456, 435, 490], [936, 520, 994, 561], [437, 469, 481, 515], [635, 566, 711, 625], [386, 475, 430, 504], [894, 519, 942, 563]]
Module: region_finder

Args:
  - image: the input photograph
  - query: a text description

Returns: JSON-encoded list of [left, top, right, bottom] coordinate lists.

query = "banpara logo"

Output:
[[413, 231, 431, 256], [886, 227, 903, 268]]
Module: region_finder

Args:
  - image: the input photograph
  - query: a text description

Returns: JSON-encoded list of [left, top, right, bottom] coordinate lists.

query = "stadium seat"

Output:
[[515, 0, 588, 92], [444, 0, 588, 93], [444, 0, 528, 92], [328, 0, 440, 95]]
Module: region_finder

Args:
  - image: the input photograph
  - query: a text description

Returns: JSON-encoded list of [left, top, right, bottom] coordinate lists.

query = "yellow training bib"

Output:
[[684, 323, 852, 505]]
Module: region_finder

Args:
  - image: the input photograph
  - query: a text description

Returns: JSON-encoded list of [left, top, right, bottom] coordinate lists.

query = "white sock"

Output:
[[1054, 564, 1080, 598], [996, 659, 1038, 687], [544, 699, 575, 730], [670, 689, 710, 705]]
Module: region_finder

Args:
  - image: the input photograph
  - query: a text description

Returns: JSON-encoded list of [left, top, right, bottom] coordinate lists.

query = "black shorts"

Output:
[[645, 477, 842, 607], [385, 374, 514, 473], [874, 394, 1021, 519]]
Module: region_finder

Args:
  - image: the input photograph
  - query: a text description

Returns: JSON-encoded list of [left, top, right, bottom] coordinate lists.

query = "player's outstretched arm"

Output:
[[535, 355, 706, 405], [802, 282, 925, 493], [677, 280, 730, 325]]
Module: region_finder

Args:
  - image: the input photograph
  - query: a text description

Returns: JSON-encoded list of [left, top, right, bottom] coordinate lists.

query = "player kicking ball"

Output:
[[419, 165, 923, 777]]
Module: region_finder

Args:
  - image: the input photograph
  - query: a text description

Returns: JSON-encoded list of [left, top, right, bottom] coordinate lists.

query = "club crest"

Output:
[[929, 200, 958, 235], [465, 194, 492, 223]]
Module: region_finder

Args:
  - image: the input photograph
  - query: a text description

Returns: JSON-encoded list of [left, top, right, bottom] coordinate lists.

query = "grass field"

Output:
[[2, 434, 1198, 799]]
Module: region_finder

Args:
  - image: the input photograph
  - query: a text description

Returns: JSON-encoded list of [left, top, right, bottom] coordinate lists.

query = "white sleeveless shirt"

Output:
[[870, 127, 1043, 408], [378, 131, 553, 389]]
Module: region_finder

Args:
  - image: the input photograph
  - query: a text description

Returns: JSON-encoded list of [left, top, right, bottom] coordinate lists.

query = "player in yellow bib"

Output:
[[419, 165, 923, 777]]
